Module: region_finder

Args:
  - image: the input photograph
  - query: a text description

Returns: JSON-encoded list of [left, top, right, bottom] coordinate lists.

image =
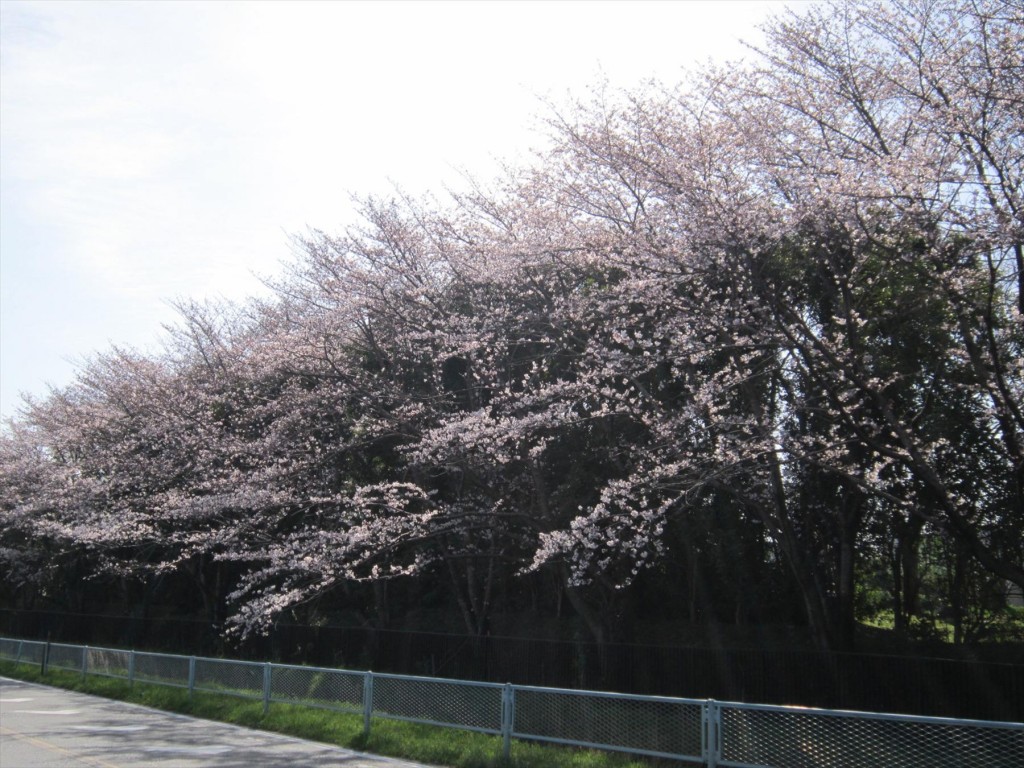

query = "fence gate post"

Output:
[[501, 683, 515, 761], [262, 663, 272, 715], [188, 657, 196, 701], [362, 672, 374, 737]]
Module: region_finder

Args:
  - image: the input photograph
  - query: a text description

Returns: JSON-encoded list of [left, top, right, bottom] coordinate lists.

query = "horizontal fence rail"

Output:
[[1, 637, 1020, 768]]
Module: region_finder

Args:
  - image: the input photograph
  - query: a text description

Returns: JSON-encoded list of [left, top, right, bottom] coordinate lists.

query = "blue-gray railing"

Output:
[[1, 636, 1020, 767]]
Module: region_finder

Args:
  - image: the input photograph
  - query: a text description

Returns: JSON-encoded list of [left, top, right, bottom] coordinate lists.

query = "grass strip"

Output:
[[0, 661, 655, 768]]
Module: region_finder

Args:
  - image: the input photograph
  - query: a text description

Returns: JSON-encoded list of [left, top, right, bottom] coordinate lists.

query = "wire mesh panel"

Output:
[[193, 658, 264, 699], [12, 640, 45, 666], [0, 638, 21, 661], [133, 651, 191, 688], [4, 634, 1020, 768], [85, 646, 131, 680], [47, 642, 84, 672], [371, 673, 504, 734], [513, 685, 705, 762], [270, 663, 364, 713], [718, 703, 1024, 768]]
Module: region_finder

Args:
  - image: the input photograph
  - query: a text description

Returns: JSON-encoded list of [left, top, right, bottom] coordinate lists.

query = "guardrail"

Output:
[[1, 636, 1020, 767]]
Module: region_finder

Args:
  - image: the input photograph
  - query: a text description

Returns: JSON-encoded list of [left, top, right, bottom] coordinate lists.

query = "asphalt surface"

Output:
[[0, 676, 431, 768]]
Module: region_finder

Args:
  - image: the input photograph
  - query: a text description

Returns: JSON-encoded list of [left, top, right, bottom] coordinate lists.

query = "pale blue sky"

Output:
[[1, 0, 798, 423]]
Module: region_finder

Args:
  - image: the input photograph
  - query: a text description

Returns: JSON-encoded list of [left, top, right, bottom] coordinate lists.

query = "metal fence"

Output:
[[6, 608, 1021, 721], [1, 636, 1020, 767]]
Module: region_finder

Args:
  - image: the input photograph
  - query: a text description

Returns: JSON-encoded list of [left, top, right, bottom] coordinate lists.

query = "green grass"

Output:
[[0, 661, 655, 768]]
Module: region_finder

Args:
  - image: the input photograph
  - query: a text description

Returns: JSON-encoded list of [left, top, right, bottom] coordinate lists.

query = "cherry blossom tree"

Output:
[[528, 0, 1020, 647], [2, 0, 1019, 652]]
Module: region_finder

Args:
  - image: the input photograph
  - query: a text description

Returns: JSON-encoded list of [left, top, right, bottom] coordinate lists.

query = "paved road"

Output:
[[0, 676, 430, 768]]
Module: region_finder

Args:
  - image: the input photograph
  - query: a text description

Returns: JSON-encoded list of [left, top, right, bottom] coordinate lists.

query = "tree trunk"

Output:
[[835, 492, 863, 650], [373, 580, 390, 629], [760, 453, 834, 650], [896, 516, 925, 634]]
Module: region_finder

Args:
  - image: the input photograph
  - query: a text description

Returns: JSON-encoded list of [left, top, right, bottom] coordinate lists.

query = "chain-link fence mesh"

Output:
[[270, 663, 363, 713], [513, 685, 705, 761], [11, 639, 45, 666], [132, 650, 191, 688], [2, 635, 1020, 767], [85, 646, 132, 680], [371, 673, 504, 734], [193, 657, 264, 699], [719, 704, 1024, 768], [0, 637, 22, 661], [46, 642, 85, 673]]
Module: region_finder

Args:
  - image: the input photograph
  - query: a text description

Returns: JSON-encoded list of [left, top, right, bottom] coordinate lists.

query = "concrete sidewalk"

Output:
[[0, 676, 432, 768]]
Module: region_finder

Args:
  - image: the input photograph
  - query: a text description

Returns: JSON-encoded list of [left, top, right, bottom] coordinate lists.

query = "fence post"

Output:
[[128, 650, 136, 688], [362, 671, 374, 737], [705, 699, 720, 768], [16, 639, 23, 666], [501, 683, 515, 761], [263, 663, 272, 715], [188, 657, 196, 701], [82, 645, 89, 680], [702, 700, 708, 767], [42, 637, 50, 676]]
